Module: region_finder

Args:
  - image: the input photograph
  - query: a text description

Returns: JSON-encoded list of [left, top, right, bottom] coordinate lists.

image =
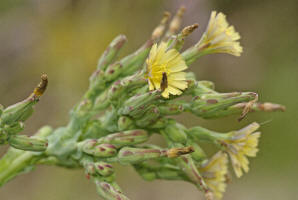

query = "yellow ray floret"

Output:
[[222, 122, 261, 177], [145, 42, 188, 98], [199, 151, 228, 199], [197, 11, 243, 56]]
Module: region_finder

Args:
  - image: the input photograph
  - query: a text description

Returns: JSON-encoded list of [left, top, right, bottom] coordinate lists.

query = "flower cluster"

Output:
[[0, 7, 284, 200]]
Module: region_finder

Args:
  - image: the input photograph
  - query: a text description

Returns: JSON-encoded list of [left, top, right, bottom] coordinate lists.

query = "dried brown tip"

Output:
[[167, 146, 194, 158], [257, 102, 286, 112], [238, 93, 258, 121], [151, 11, 171, 40], [182, 24, 199, 37], [160, 72, 168, 92], [32, 74, 48, 99]]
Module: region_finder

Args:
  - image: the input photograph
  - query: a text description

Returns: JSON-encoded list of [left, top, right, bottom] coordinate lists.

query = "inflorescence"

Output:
[[0, 6, 285, 200]]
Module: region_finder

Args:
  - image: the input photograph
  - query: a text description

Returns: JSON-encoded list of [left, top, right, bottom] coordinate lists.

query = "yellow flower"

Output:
[[197, 11, 243, 56], [145, 42, 188, 98], [199, 151, 228, 200], [222, 122, 261, 178]]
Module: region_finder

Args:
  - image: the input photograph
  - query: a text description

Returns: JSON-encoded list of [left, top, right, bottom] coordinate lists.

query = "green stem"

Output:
[[0, 126, 52, 186]]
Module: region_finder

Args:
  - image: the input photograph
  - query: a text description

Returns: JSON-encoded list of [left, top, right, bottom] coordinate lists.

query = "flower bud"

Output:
[[95, 180, 130, 200], [94, 162, 114, 177], [1, 99, 35, 125], [98, 129, 148, 148], [187, 141, 206, 162], [117, 116, 134, 131], [81, 141, 117, 158], [135, 106, 160, 127], [92, 144, 117, 157], [159, 101, 186, 115], [119, 91, 160, 118], [94, 34, 127, 73], [164, 122, 187, 144], [191, 92, 256, 118], [8, 135, 48, 152], [118, 147, 165, 164]]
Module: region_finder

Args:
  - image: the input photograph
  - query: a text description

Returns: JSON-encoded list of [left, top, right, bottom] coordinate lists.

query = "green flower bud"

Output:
[[119, 90, 160, 118], [135, 106, 160, 127], [98, 129, 148, 148], [1, 99, 35, 125], [93, 90, 109, 112], [164, 122, 187, 144], [187, 141, 206, 162], [150, 118, 169, 129], [8, 135, 48, 152], [80, 140, 117, 158], [117, 116, 134, 131], [159, 102, 185, 115], [104, 62, 123, 81], [118, 146, 193, 164], [107, 72, 146, 103], [95, 180, 130, 200], [191, 92, 256, 118], [94, 162, 114, 177], [118, 147, 166, 164], [91, 143, 117, 157]]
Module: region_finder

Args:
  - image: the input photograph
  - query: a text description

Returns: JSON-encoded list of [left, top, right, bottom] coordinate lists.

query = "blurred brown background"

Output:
[[0, 0, 297, 199]]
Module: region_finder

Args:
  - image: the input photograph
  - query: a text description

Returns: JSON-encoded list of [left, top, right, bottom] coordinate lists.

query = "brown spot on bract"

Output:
[[206, 99, 218, 104]]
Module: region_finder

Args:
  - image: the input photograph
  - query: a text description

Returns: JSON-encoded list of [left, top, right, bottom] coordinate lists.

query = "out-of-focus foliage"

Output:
[[0, 0, 297, 199]]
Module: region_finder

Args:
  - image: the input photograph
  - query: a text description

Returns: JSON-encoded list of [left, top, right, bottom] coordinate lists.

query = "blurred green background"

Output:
[[0, 0, 297, 199]]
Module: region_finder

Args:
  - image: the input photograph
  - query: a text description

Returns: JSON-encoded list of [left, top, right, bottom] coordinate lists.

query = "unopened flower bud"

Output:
[[1, 99, 35, 125], [98, 129, 148, 148], [119, 91, 160, 118], [82, 142, 117, 158], [117, 116, 134, 131], [118, 147, 165, 164], [135, 106, 160, 127], [8, 135, 48, 152], [164, 122, 187, 144], [94, 162, 114, 177], [191, 92, 256, 119]]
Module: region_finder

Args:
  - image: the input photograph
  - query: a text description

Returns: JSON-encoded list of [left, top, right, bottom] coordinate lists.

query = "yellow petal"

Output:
[[169, 80, 188, 90], [168, 86, 182, 95]]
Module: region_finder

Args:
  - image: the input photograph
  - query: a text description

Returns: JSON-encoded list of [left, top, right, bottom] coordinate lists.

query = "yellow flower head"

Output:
[[197, 11, 243, 56], [199, 151, 228, 200], [145, 42, 188, 98], [222, 122, 261, 178]]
